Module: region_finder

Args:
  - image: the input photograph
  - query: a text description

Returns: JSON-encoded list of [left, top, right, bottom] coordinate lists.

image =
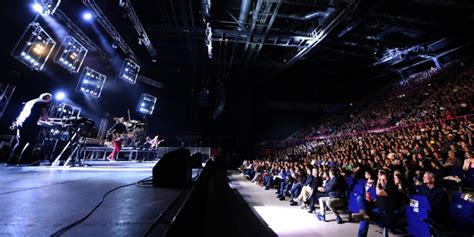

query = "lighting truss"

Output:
[[137, 93, 157, 115], [119, 58, 140, 84], [137, 75, 164, 88], [119, 0, 157, 61], [206, 23, 213, 59], [82, 0, 140, 63], [0, 84, 16, 119], [50, 102, 81, 118], [203, 0, 213, 58], [54, 36, 88, 73], [76, 67, 107, 98], [53, 9, 113, 67], [11, 22, 56, 71], [34, 0, 61, 15]]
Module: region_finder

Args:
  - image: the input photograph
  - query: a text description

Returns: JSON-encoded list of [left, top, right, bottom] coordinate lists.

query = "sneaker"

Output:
[[317, 214, 326, 222], [106, 157, 115, 162], [290, 201, 298, 206], [336, 216, 344, 224], [279, 196, 286, 201], [352, 211, 370, 221]]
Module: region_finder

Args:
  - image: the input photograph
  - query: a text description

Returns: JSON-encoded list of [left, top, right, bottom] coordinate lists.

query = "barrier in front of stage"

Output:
[[80, 146, 211, 162]]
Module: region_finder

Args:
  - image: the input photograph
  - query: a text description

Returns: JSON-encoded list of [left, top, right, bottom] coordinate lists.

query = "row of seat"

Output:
[[346, 178, 474, 236]]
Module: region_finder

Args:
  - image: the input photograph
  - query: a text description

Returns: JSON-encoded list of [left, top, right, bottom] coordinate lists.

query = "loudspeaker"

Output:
[[153, 148, 191, 188]]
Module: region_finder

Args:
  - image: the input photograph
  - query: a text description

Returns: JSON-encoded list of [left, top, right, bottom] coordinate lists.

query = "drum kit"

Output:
[[112, 117, 146, 147]]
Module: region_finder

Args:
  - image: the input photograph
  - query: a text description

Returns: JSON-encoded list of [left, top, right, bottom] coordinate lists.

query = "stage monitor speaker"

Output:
[[190, 153, 203, 168], [153, 148, 191, 188]]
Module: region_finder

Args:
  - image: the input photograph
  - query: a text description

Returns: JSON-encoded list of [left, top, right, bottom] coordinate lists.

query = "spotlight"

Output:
[[32, 43, 46, 55], [54, 36, 88, 73], [55, 92, 65, 101], [76, 67, 106, 98], [50, 102, 81, 118], [11, 22, 56, 71], [119, 58, 140, 84], [32, 3, 44, 13], [31, 0, 61, 16], [83, 12, 93, 20], [137, 93, 157, 115]]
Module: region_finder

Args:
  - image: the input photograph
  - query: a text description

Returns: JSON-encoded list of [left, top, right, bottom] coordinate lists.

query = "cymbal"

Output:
[[136, 123, 145, 126], [123, 121, 133, 127], [113, 117, 123, 122], [129, 120, 141, 123]]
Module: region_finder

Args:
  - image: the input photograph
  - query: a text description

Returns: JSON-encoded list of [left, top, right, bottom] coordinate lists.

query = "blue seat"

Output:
[[449, 192, 474, 234], [447, 166, 464, 178], [406, 195, 431, 237], [465, 168, 474, 189], [348, 181, 377, 212], [348, 183, 364, 214], [346, 176, 354, 191]]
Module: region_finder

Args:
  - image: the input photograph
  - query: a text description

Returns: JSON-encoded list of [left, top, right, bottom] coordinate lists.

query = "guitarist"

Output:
[[150, 135, 164, 150], [106, 117, 128, 161]]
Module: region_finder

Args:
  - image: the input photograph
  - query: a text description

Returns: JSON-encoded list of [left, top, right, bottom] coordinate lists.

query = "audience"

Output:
[[242, 59, 474, 235]]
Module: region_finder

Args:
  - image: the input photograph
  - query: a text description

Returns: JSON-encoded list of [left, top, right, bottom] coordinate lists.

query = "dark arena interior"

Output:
[[0, 0, 473, 236]]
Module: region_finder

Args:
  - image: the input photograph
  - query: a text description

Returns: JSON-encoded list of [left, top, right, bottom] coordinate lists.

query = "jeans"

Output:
[[8, 125, 40, 163], [278, 180, 288, 195], [290, 183, 303, 198], [358, 208, 392, 237]]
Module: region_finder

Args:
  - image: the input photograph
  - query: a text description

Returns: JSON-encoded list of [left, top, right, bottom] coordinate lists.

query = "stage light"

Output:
[[83, 12, 93, 21], [76, 67, 106, 98], [54, 36, 88, 73], [32, 3, 43, 13], [11, 22, 56, 71], [137, 93, 157, 116], [119, 58, 140, 84], [32, 43, 46, 55], [55, 92, 65, 101], [31, 0, 61, 16], [49, 102, 81, 118]]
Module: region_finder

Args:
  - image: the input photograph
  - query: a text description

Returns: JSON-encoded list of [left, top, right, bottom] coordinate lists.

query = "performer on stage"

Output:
[[106, 117, 128, 161], [6, 93, 53, 166], [150, 135, 164, 150]]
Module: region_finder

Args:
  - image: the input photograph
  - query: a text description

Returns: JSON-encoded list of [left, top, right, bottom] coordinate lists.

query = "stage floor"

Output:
[[228, 172, 404, 237], [0, 161, 182, 237]]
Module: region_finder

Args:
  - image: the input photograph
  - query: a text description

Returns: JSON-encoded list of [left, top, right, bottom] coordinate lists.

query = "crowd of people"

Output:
[[246, 60, 474, 236], [287, 59, 474, 140]]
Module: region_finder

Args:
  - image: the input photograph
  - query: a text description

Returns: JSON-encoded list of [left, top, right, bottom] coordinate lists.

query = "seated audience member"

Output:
[[306, 168, 324, 213], [353, 173, 402, 237], [316, 168, 347, 224], [290, 168, 314, 206], [294, 168, 318, 209], [464, 151, 474, 188], [416, 171, 450, 227], [352, 170, 377, 220]]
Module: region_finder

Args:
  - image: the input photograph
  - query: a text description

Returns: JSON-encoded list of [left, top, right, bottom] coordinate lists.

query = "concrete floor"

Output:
[[0, 161, 182, 237], [228, 173, 404, 237]]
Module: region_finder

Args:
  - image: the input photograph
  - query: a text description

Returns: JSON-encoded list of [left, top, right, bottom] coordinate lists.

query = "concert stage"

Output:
[[0, 161, 186, 236], [228, 172, 405, 237]]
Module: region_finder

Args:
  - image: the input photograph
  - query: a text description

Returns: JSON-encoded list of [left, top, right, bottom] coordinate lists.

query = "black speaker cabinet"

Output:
[[153, 148, 191, 188]]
